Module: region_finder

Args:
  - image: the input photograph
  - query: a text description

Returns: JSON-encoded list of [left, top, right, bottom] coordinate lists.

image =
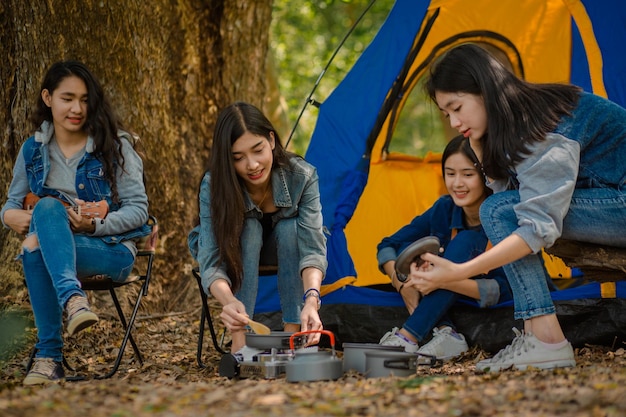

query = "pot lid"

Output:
[[342, 343, 405, 351]]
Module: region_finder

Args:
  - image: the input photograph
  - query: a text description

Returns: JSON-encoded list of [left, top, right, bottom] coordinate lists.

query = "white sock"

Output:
[[537, 338, 569, 350]]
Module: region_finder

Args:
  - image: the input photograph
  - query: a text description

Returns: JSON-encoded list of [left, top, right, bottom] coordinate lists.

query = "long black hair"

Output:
[[425, 44, 581, 180], [32, 60, 127, 203], [208, 102, 293, 291]]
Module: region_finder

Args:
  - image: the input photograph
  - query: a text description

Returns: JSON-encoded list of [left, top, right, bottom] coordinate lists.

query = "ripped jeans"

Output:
[[22, 198, 134, 362]]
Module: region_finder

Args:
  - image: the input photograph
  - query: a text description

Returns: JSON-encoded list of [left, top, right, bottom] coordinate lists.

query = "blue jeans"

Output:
[[237, 216, 303, 324], [480, 188, 626, 321], [403, 230, 510, 342], [22, 198, 135, 362]]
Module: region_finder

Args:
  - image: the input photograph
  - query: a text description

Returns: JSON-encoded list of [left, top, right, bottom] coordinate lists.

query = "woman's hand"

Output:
[[68, 199, 97, 233], [220, 298, 251, 332], [410, 253, 466, 294], [3, 209, 32, 235], [300, 299, 323, 346]]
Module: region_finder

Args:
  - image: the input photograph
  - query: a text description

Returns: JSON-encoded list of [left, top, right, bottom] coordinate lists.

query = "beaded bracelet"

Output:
[[303, 288, 321, 301]]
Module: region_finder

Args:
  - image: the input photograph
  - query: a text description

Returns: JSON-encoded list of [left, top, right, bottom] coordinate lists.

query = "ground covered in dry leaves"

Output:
[[1, 297, 625, 417]]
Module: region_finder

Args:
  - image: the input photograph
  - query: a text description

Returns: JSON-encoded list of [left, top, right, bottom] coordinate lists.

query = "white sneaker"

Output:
[[476, 328, 576, 372], [379, 327, 419, 353], [417, 326, 468, 361]]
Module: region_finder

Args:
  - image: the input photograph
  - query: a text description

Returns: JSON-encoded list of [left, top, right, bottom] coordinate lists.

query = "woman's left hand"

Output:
[[68, 199, 96, 233], [300, 302, 323, 346]]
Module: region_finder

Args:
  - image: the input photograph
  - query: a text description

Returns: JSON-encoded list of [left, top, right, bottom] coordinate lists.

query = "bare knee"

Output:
[[23, 234, 39, 251]]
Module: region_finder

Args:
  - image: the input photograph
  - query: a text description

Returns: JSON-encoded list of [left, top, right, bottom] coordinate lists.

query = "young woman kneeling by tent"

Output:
[[418, 43, 626, 372], [377, 135, 513, 360]]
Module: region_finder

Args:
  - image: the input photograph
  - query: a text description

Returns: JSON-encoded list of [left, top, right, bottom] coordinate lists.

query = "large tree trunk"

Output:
[[0, 0, 273, 310]]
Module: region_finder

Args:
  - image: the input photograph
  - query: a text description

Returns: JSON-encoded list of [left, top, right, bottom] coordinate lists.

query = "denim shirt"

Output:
[[188, 156, 328, 295], [1, 122, 150, 254], [488, 92, 626, 253], [377, 195, 508, 307]]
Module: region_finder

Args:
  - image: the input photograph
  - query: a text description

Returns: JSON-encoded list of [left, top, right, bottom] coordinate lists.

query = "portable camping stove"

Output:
[[239, 348, 295, 379], [219, 333, 307, 379]]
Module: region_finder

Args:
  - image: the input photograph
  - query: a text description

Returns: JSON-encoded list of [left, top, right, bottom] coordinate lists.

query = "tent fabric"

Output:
[[305, 0, 626, 288]]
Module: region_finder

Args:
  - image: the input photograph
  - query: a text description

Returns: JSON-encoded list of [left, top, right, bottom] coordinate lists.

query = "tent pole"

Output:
[[285, 0, 378, 149]]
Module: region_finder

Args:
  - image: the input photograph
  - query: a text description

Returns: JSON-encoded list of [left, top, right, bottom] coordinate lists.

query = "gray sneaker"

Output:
[[23, 358, 65, 385], [65, 295, 99, 336], [417, 326, 468, 360], [379, 327, 419, 353], [476, 328, 576, 372]]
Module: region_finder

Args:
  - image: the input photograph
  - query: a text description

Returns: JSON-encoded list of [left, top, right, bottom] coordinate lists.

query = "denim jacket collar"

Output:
[[244, 164, 293, 212], [35, 121, 96, 153]]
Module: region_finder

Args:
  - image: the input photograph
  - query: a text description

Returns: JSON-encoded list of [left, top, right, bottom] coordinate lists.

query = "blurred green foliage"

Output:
[[271, 0, 394, 155], [0, 308, 33, 365], [271, 0, 448, 157]]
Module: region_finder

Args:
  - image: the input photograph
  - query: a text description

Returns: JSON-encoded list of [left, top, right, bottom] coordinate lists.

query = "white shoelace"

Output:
[[491, 328, 535, 363], [379, 327, 400, 344], [427, 327, 452, 348], [66, 295, 90, 317], [30, 358, 57, 375]]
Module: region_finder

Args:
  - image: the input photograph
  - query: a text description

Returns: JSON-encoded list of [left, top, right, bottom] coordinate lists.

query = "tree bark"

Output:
[[0, 0, 273, 309]]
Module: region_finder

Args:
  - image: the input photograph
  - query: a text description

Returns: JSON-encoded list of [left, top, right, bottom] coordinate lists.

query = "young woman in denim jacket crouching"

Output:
[[188, 102, 327, 355]]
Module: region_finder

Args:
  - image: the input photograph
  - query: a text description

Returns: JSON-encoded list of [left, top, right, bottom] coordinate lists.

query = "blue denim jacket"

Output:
[[377, 195, 510, 307], [555, 92, 626, 190], [1, 122, 150, 252], [488, 92, 626, 252], [188, 155, 328, 296]]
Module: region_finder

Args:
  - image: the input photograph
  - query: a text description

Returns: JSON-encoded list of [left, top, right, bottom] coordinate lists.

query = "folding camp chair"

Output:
[[26, 215, 159, 380], [193, 264, 277, 368]]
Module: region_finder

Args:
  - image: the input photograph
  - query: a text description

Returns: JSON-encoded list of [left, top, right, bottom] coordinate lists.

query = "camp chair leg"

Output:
[[193, 268, 228, 368], [94, 285, 146, 379], [196, 304, 228, 367], [197, 307, 208, 368]]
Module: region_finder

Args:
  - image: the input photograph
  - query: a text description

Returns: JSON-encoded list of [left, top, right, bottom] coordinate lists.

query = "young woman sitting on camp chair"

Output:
[[188, 102, 327, 356], [1, 61, 150, 385], [377, 135, 513, 360]]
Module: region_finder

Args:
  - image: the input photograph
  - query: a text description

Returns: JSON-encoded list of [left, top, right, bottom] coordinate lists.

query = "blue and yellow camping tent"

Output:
[[308, 0, 626, 290], [255, 0, 626, 350]]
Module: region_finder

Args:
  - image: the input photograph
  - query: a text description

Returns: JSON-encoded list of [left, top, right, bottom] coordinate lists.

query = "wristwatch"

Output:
[[303, 288, 321, 310]]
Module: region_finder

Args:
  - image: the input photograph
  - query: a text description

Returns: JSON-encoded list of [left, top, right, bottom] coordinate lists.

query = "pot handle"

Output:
[[289, 329, 336, 350], [383, 358, 412, 370]]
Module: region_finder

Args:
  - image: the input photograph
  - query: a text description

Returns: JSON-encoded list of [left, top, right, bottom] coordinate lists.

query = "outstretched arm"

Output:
[[300, 266, 323, 345], [413, 234, 532, 283]]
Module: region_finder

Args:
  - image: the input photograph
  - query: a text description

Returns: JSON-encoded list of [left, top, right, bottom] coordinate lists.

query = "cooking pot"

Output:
[[245, 331, 306, 350], [364, 350, 419, 378], [342, 343, 404, 374], [285, 330, 343, 382]]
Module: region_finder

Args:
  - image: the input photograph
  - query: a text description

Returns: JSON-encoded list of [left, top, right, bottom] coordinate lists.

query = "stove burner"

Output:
[[220, 347, 296, 379]]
